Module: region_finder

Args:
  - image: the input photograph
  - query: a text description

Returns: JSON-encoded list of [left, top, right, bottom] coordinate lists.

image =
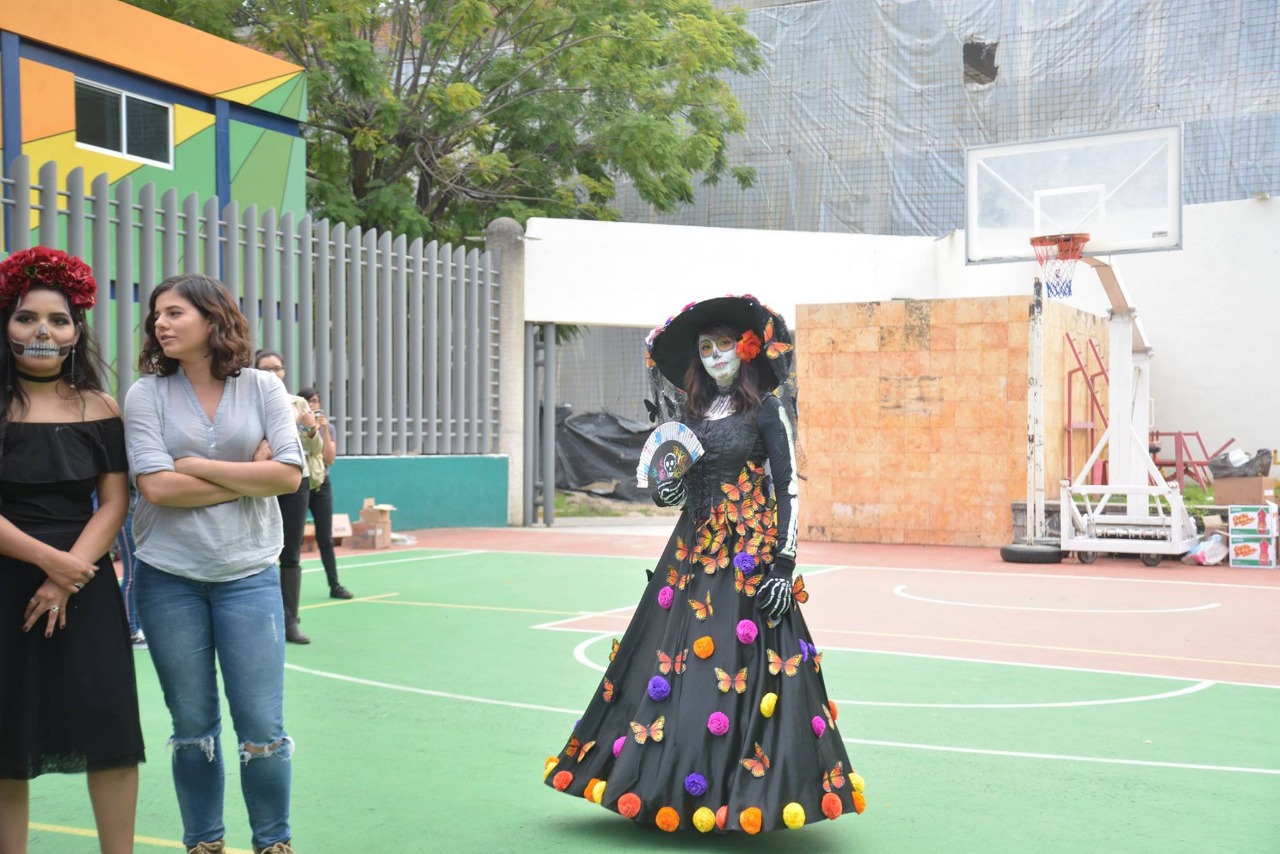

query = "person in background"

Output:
[[295, 387, 351, 600], [252, 351, 321, 644], [0, 247, 144, 854], [115, 484, 143, 645], [125, 274, 304, 854]]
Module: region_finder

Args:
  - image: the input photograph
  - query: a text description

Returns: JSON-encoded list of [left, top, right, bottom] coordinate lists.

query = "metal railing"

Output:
[[1, 156, 499, 455]]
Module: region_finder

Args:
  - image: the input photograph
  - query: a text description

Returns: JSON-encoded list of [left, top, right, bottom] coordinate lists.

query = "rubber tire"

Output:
[[1140, 553, 1163, 567], [999, 544, 1065, 564], [1077, 551, 1098, 564]]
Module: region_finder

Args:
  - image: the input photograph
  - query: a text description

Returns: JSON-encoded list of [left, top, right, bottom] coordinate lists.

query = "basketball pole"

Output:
[[1026, 277, 1047, 544]]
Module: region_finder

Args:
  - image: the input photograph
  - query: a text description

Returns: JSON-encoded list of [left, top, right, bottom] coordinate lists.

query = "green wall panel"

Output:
[[230, 122, 303, 217], [248, 75, 301, 118], [327, 456, 509, 530]]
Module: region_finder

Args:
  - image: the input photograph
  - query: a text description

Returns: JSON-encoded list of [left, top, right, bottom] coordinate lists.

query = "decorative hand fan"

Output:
[[636, 421, 704, 488]]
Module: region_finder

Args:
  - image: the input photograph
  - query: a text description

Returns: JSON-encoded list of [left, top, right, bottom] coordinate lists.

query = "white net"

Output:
[[1031, 234, 1090, 300]]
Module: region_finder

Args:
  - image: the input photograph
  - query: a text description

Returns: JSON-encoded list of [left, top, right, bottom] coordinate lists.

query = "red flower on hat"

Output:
[[736, 329, 762, 362], [0, 247, 98, 311]]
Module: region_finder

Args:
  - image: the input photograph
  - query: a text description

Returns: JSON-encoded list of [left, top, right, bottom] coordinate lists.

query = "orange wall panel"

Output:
[[19, 59, 74, 142]]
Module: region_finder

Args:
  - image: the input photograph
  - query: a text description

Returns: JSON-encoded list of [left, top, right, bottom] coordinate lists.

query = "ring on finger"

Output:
[[74, 582, 84, 590], [50, 605, 60, 612]]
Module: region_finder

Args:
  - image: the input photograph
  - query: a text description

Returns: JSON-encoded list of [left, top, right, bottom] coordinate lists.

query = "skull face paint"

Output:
[[7, 290, 78, 367], [698, 333, 741, 388]]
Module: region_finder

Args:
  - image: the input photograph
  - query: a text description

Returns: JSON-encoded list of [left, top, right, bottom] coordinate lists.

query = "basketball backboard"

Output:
[[965, 126, 1182, 264]]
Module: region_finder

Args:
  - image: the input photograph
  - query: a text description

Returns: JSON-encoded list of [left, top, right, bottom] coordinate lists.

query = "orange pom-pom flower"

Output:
[[821, 792, 843, 820], [655, 806, 680, 832], [736, 330, 762, 362], [693, 636, 715, 658], [618, 792, 642, 818], [552, 770, 573, 791], [715, 805, 728, 830], [852, 791, 866, 814], [739, 806, 763, 834], [829, 700, 839, 721]]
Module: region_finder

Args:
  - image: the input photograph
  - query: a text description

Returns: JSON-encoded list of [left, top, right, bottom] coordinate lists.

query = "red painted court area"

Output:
[[426, 527, 1280, 687]]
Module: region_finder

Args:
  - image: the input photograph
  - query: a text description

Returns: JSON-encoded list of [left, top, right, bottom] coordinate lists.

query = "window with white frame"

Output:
[[74, 80, 172, 166]]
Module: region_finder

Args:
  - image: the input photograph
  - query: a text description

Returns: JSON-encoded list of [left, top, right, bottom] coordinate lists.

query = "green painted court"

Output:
[[26, 534, 1280, 852]]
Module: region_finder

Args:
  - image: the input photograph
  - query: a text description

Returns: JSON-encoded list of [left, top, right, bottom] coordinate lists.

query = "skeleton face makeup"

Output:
[[7, 290, 78, 368], [698, 332, 741, 388]]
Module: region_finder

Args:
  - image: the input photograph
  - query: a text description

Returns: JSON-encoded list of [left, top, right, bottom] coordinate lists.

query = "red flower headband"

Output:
[[0, 247, 98, 312]]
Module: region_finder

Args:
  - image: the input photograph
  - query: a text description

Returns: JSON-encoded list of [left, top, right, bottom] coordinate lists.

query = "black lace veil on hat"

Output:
[[643, 295, 800, 462]]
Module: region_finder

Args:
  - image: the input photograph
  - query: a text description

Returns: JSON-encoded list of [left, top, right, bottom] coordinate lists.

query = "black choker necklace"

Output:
[[15, 369, 63, 384]]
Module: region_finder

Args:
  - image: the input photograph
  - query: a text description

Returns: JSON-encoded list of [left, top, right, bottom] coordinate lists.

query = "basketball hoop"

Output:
[[1030, 233, 1090, 299]]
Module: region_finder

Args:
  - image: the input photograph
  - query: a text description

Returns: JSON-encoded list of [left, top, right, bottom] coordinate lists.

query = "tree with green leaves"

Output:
[[129, 0, 760, 241]]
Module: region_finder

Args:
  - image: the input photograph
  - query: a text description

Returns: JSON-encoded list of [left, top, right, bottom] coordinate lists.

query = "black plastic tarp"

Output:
[[555, 408, 651, 503]]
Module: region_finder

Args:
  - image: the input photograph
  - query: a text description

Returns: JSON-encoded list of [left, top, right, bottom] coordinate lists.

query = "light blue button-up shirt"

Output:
[[123, 368, 305, 582]]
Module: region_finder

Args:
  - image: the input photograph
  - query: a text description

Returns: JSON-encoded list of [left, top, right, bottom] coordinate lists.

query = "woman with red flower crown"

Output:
[[543, 295, 865, 834], [0, 247, 145, 853]]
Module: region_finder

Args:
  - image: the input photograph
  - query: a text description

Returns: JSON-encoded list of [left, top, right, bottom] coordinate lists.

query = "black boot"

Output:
[[280, 564, 311, 644]]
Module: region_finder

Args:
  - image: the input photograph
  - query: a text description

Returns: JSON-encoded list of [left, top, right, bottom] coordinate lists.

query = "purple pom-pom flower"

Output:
[[613, 736, 626, 756], [684, 773, 708, 796], [648, 675, 671, 702], [657, 586, 674, 609], [707, 712, 730, 736], [811, 715, 826, 739], [733, 552, 757, 573], [736, 619, 758, 645], [798, 639, 811, 661]]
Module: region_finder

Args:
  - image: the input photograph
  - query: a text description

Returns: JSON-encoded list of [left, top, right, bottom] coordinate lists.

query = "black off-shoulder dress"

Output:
[[0, 418, 145, 780]]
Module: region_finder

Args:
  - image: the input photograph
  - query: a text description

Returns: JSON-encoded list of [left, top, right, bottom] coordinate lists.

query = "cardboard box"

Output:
[[1213, 476, 1274, 507], [351, 520, 391, 550], [1201, 513, 1227, 538], [1229, 535, 1277, 568], [332, 513, 352, 542], [359, 497, 396, 524], [1227, 502, 1277, 536]]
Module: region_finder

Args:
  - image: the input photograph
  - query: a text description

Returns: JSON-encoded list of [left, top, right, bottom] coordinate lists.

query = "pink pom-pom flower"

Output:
[[811, 715, 826, 739], [736, 619, 758, 645], [613, 736, 626, 756], [657, 586, 674, 609], [707, 712, 730, 736]]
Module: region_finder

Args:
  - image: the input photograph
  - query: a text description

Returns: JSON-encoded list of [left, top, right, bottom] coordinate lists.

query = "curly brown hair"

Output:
[[138, 274, 252, 380]]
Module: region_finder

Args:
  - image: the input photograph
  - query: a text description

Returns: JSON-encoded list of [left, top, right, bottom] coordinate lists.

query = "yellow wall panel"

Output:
[[174, 105, 215, 145]]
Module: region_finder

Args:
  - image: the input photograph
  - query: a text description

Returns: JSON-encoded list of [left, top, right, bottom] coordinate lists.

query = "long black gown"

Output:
[[0, 418, 145, 779], [545, 395, 863, 833]]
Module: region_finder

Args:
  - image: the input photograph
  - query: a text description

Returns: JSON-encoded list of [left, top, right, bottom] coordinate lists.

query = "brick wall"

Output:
[[797, 298, 1109, 547]]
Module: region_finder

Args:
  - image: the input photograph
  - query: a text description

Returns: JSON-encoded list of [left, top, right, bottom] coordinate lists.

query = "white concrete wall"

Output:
[[523, 197, 1280, 458]]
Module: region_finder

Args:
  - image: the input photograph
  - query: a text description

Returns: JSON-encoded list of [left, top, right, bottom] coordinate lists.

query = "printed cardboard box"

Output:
[[1227, 502, 1277, 536], [351, 519, 391, 550], [1228, 535, 1277, 568], [359, 497, 396, 524]]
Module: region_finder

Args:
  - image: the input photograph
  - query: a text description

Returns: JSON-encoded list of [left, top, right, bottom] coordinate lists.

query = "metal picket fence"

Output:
[[0, 156, 499, 456]]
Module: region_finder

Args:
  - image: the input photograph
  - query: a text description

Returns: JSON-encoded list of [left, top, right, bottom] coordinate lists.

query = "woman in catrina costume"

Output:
[[544, 295, 866, 834]]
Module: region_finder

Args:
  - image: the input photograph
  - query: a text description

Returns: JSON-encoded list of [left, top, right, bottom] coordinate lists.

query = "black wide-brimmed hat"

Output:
[[645, 294, 793, 394]]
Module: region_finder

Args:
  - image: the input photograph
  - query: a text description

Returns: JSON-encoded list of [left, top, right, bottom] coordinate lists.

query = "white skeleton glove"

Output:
[[756, 575, 794, 622], [652, 479, 688, 508]]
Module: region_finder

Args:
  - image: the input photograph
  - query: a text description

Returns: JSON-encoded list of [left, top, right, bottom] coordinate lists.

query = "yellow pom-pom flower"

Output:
[[543, 757, 558, 780], [783, 802, 805, 829], [692, 807, 716, 833], [760, 692, 778, 717], [590, 780, 607, 804], [849, 771, 866, 793]]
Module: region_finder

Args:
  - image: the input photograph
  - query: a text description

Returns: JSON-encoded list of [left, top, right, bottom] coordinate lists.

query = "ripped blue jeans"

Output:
[[135, 561, 292, 850]]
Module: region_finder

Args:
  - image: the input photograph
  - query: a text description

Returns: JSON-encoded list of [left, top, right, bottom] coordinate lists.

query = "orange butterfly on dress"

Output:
[[735, 568, 762, 597], [722, 469, 751, 502], [674, 538, 692, 562], [714, 666, 748, 694], [565, 736, 595, 762], [822, 700, 837, 731], [609, 638, 620, 661], [689, 592, 713, 621], [666, 567, 691, 590], [791, 575, 809, 604], [601, 678, 615, 703], [763, 317, 793, 360], [812, 651, 823, 673], [767, 648, 802, 677], [656, 649, 688, 675], [822, 761, 846, 792], [740, 742, 771, 778], [698, 549, 729, 573], [630, 716, 665, 744], [697, 523, 725, 556]]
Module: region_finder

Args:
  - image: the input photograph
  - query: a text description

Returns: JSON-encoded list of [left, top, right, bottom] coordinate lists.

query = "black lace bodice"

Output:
[[682, 412, 765, 520]]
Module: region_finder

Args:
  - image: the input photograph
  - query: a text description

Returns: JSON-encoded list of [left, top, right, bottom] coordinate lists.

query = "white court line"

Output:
[[532, 605, 636, 631], [302, 550, 485, 574], [841, 736, 1280, 776], [282, 662, 1280, 776], [891, 584, 1222, 614], [832, 680, 1214, 709], [818, 563, 1280, 593], [283, 663, 580, 715]]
